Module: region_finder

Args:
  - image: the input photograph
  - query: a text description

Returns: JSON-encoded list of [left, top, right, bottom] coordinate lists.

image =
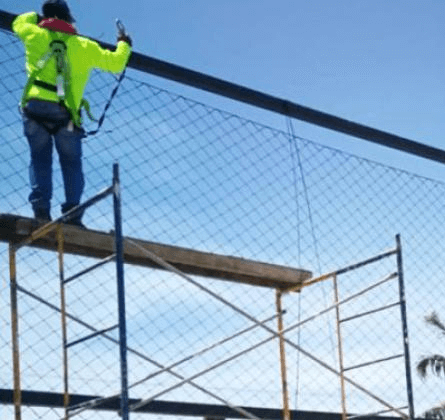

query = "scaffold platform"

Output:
[[0, 213, 312, 290]]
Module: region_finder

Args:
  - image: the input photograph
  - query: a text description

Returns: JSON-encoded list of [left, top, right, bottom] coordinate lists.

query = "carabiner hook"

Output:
[[116, 19, 126, 37]]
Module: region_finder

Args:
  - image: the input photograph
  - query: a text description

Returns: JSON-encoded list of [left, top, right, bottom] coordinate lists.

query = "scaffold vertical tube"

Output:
[[275, 290, 290, 420], [113, 162, 130, 419], [396, 234, 415, 419], [57, 226, 70, 416], [333, 274, 348, 420], [9, 245, 21, 420]]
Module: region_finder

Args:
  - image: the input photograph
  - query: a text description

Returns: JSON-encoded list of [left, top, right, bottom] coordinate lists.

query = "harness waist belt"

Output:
[[34, 80, 58, 92], [31, 80, 97, 125]]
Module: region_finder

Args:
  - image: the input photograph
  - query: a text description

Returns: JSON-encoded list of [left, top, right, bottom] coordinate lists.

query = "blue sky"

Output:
[[3, 0, 445, 179]]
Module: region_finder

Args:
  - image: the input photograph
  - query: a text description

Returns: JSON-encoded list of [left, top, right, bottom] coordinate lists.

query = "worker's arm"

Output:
[[12, 12, 39, 39], [81, 37, 132, 75]]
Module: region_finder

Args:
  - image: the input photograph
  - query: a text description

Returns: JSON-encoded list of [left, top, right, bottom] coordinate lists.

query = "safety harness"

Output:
[[21, 19, 129, 137], [21, 33, 95, 129]]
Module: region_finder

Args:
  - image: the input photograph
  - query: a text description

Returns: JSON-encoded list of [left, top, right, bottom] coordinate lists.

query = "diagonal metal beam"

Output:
[[1, 9, 445, 164]]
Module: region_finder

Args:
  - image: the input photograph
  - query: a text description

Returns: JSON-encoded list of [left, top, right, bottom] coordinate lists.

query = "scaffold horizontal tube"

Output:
[[343, 354, 404, 372], [286, 248, 398, 293], [339, 301, 401, 323], [66, 324, 119, 348], [63, 254, 116, 285]]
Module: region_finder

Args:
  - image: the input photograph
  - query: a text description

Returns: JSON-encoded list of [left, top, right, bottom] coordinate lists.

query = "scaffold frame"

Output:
[[8, 163, 129, 420]]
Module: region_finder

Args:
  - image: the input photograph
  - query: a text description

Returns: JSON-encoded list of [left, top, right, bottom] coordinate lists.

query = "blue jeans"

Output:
[[23, 100, 85, 216]]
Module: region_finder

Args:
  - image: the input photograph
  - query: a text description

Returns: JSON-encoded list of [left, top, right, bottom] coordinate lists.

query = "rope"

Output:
[[83, 19, 130, 138], [285, 115, 338, 411], [83, 66, 128, 138]]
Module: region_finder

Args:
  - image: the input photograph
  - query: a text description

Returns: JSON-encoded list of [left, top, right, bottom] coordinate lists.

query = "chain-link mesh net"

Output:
[[1, 22, 444, 420]]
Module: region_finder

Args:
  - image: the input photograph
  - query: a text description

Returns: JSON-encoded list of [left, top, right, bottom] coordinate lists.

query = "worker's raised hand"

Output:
[[116, 19, 132, 47], [117, 33, 132, 47]]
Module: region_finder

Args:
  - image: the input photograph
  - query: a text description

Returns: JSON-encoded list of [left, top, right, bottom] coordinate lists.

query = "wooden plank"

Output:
[[0, 214, 311, 289]]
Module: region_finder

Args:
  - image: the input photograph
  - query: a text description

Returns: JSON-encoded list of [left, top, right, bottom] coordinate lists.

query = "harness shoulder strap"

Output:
[[21, 35, 68, 107], [51, 39, 69, 99], [21, 34, 89, 127]]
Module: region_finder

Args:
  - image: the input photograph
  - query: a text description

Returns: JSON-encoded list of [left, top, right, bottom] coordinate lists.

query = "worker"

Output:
[[12, 0, 132, 227]]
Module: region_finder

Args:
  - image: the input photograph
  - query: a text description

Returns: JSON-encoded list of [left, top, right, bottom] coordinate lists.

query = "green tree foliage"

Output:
[[417, 312, 445, 419]]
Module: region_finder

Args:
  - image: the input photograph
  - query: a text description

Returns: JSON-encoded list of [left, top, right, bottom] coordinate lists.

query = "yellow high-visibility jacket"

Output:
[[12, 12, 132, 125]]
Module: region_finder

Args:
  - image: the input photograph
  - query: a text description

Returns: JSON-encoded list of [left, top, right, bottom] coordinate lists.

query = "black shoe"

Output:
[[61, 203, 85, 229], [34, 208, 51, 222]]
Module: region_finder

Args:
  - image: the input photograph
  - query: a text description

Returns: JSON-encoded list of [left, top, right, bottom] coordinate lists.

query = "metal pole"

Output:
[[57, 226, 70, 417], [395, 234, 415, 419], [113, 162, 129, 419], [275, 290, 290, 420], [9, 245, 21, 420], [332, 274, 347, 420]]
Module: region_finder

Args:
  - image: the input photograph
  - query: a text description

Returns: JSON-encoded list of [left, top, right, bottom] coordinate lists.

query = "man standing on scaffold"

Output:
[[13, 0, 132, 227]]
